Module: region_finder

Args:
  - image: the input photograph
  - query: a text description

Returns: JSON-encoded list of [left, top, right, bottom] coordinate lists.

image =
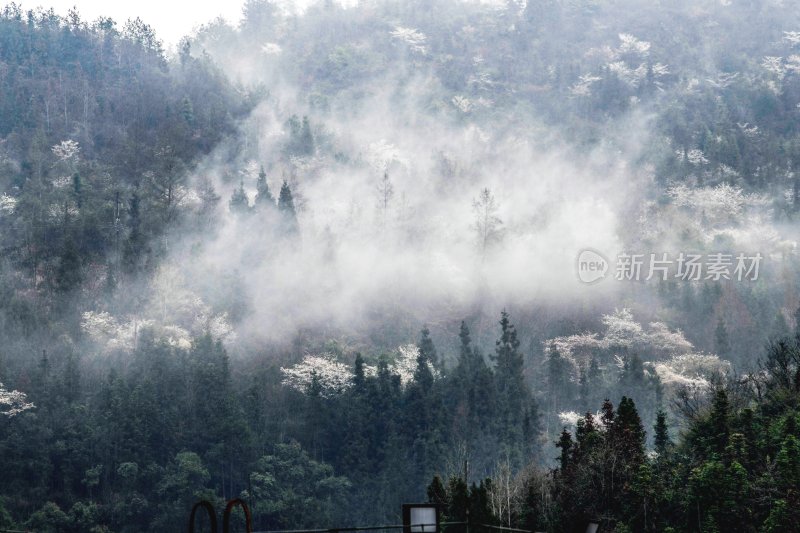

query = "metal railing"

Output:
[[187, 499, 537, 533], [251, 523, 467, 533]]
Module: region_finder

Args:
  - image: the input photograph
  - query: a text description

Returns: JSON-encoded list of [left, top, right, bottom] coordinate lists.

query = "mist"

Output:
[[2, 0, 800, 530]]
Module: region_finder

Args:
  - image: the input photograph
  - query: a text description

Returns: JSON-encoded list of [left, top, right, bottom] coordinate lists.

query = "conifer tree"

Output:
[[278, 180, 299, 235], [254, 166, 274, 208], [654, 410, 671, 455], [229, 180, 250, 215], [709, 388, 730, 456], [494, 311, 527, 455], [715, 317, 731, 357], [419, 326, 438, 368]]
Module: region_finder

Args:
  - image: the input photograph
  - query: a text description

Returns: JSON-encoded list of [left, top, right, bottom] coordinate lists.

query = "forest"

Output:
[[0, 0, 800, 531]]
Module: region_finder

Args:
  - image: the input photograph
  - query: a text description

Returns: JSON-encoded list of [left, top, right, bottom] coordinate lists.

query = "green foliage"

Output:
[[246, 441, 351, 529]]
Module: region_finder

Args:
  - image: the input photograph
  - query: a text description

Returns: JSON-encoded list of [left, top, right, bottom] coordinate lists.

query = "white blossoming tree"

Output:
[[281, 353, 354, 398], [0, 382, 35, 417], [51, 139, 80, 162]]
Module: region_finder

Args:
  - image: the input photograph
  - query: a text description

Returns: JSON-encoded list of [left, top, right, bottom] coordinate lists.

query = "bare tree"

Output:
[[472, 187, 502, 259], [376, 170, 394, 229]]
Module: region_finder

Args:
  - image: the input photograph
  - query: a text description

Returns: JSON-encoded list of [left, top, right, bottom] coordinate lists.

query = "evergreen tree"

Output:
[[653, 410, 671, 455], [709, 388, 731, 456], [794, 303, 800, 340], [299, 116, 315, 155], [419, 326, 438, 368], [55, 237, 83, 292], [278, 180, 299, 235], [494, 311, 527, 457], [254, 166, 275, 208], [229, 180, 250, 215], [122, 192, 147, 274]]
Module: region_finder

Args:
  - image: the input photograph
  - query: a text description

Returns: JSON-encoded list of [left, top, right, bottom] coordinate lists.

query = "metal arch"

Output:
[[189, 500, 219, 533], [223, 498, 253, 533]]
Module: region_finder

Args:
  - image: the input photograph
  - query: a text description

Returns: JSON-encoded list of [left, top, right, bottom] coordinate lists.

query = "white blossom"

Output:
[[651, 62, 670, 78], [608, 61, 648, 87], [602, 308, 645, 347], [646, 322, 694, 355], [390, 27, 427, 54], [706, 72, 738, 89], [558, 410, 602, 428], [570, 74, 602, 96], [783, 31, 800, 46], [193, 312, 236, 342], [546, 310, 693, 371], [0, 193, 16, 214], [52, 176, 72, 188], [648, 353, 731, 391], [618, 33, 650, 57], [391, 344, 421, 386], [51, 139, 80, 161], [81, 311, 153, 353], [261, 42, 282, 55], [365, 140, 409, 171], [281, 352, 354, 397], [668, 183, 746, 220], [786, 55, 800, 73], [452, 95, 473, 113], [737, 122, 759, 137], [0, 382, 34, 417], [161, 325, 192, 350], [762, 56, 785, 77]]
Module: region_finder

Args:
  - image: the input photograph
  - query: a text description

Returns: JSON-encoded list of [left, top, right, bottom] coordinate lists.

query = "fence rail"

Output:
[[251, 522, 468, 533], [479, 524, 533, 533]]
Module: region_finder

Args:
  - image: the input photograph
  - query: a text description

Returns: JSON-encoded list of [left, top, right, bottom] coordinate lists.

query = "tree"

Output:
[[122, 193, 147, 274], [278, 180, 299, 235], [229, 180, 250, 215], [55, 237, 82, 293], [472, 187, 502, 260], [494, 310, 528, 457], [653, 410, 671, 455], [246, 441, 351, 530], [715, 317, 731, 358], [794, 303, 800, 340], [419, 326, 438, 368], [709, 388, 731, 456], [376, 170, 394, 229], [254, 166, 275, 208]]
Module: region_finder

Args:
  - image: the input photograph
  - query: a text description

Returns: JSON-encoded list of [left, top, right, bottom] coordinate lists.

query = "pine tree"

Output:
[[709, 388, 730, 456], [654, 410, 671, 455], [56, 237, 82, 292], [427, 475, 448, 506], [458, 321, 473, 368], [229, 180, 250, 215], [556, 429, 573, 471], [180, 96, 194, 125], [122, 192, 146, 273], [278, 180, 299, 235], [794, 303, 800, 340], [419, 326, 438, 368], [495, 311, 527, 451], [299, 116, 314, 155], [254, 166, 275, 208]]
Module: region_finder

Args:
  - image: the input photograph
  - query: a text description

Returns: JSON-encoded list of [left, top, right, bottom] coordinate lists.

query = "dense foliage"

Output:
[[1, 0, 800, 531]]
